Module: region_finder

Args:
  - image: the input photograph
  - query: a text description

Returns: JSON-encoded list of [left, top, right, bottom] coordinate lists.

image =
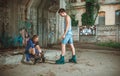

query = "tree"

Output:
[[70, 14, 78, 26], [82, 0, 100, 26]]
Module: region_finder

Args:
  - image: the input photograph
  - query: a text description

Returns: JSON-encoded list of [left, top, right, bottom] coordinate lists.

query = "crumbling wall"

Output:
[[97, 25, 120, 42], [0, 0, 31, 48]]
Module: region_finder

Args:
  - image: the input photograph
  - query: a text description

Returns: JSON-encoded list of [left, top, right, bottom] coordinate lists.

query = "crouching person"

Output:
[[23, 35, 45, 64]]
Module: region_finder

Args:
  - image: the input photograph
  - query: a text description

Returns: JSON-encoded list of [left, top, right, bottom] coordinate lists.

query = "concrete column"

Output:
[[36, 0, 48, 47], [31, 8, 37, 35], [48, 12, 57, 44], [8, 0, 20, 36], [42, 9, 48, 47], [27, 0, 33, 19], [57, 0, 66, 40], [37, 8, 42, 46]]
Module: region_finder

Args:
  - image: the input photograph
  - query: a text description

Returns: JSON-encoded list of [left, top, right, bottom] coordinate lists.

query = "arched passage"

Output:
[[26, 0, 60, 47]]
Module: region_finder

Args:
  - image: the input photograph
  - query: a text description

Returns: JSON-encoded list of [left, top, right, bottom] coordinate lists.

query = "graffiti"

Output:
[[18, 18, 32, 36], [0, 27, 31, 48], [0, 32, 23, 48], [0, 19, 32, 48], [0, 0, 32, 48]]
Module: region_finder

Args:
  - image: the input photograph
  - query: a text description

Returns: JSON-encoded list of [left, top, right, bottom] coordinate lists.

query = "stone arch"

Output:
[[26, 0, 60, 47]]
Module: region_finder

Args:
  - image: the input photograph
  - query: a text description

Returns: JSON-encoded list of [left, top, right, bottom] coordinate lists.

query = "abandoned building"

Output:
[[0, 0, 120, 48], [66, 0, 120, 43]]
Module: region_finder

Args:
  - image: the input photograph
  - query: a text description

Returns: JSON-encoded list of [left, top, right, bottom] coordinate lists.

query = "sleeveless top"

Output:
[[64, 16, 72, 35]]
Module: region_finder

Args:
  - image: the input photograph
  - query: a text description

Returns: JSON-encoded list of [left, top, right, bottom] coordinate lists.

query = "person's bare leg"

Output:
[[35, 45, 41, 53], [61, 44, 66, 56], [55, 44, 66, 64], [69, 44, 77, 63], [29, 48, 35, 55], [69, 44, 75, 55]]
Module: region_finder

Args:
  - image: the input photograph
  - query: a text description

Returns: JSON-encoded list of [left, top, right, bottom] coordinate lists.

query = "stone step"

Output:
[[0, 50, 61, 65]]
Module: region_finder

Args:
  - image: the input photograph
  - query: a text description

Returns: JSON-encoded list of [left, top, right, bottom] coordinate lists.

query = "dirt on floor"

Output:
[[0, 43, 120, 76], [47, 42, 120, 51], [0, 42, 119, 53]]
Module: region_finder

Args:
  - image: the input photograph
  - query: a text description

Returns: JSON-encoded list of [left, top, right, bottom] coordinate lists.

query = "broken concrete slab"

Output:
[[0, 50, 62, 65], [0, 55, 23, 65]]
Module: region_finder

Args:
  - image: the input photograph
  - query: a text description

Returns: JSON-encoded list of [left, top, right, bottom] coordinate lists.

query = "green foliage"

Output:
[[97, 42, 120, 49], [86, 0, 96, 2], [81, 13, 87, 25], [66, 1, 78, 26], [70, 14, 78, 26], [82, 0, 100, 26]]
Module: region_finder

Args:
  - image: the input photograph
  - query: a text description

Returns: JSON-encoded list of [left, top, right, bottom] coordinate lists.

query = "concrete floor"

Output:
[[0, 49, 120, 76]]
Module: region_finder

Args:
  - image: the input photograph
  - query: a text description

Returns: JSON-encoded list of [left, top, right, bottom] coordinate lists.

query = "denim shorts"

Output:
[[62, 34, 73, 44]]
